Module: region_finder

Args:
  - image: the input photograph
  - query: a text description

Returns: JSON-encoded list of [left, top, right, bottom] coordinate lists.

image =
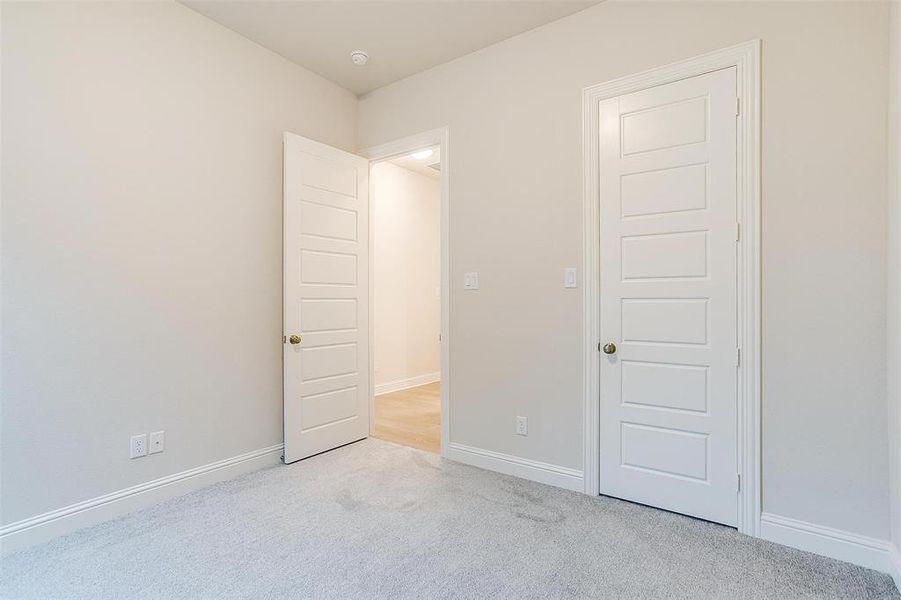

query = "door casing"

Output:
[[581, 41, 761, 536], [361, 127, 451, 458]]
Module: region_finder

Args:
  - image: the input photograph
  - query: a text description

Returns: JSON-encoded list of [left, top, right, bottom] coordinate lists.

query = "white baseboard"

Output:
[[760, 512, 899, 586], [889, 544, 901, 592], [375, 372, 440, 396], [0, 443, 284, 556], [447, 442, 583, 492]]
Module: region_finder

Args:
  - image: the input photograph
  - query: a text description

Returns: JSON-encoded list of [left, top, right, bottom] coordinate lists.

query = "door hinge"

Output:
[[736, 222, 741, 242], [735, 348, 741, 366], [735, 473, 741, 492], [735, 97, 740, 117]]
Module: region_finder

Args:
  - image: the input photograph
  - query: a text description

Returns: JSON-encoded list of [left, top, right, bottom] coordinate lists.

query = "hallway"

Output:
[[372, 382, 440, 453]]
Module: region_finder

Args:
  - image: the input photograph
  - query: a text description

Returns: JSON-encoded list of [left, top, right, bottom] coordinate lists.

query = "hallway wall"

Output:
[[372, 162, 441, 392]]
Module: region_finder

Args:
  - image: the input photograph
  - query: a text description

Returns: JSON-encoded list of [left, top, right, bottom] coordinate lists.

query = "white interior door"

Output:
[[598, 67, 739, 525], [283, 132, 369, 463]]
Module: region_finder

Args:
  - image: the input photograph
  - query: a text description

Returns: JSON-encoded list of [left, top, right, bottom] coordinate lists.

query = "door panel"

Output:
[[284, 132, 369, 463], [621, 231, 708, 279], [300, 298, 357, 332], [621, 163, 707, 217], [621, 361, 708, 413], [621, 298, 708, 345], [620, 423, 708, 480], [598, 68, 738, 526], [621, 96, 708, 155], [299, 201, 357, 241]]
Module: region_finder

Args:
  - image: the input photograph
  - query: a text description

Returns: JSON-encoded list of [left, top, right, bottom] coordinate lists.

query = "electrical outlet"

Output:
[[149, 431, 165, 454], [516, 416, 528, 436], [130, 434, 147, 459]]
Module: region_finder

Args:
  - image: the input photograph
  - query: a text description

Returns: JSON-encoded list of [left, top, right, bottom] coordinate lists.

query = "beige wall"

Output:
[[888, 0, 901, 562], [1, 0, 895, 550], [359, 1, 891, 539], [372, 162, 440, 388], [0, 1, 356, 525]]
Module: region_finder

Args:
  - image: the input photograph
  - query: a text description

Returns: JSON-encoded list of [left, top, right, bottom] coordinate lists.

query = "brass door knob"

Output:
[[288, 334, 302, 345], [602, 342, 617, 355]]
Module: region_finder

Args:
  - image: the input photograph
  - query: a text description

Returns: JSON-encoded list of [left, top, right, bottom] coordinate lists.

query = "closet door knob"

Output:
[[602, 342, 617, 355], [289, 335, 302, 345]]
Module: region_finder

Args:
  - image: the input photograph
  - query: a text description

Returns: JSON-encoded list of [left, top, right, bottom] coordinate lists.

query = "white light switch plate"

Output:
[[149, 430, 165, 454], [463, 272, 480, 290], [564, 268, 577, 288]]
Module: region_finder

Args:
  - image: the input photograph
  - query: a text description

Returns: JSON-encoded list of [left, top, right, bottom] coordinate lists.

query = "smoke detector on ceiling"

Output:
[[350, 50, 369, 66]]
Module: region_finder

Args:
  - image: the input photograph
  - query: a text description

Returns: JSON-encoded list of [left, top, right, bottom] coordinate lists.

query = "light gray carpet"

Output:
[[1, 439, 898, 600]]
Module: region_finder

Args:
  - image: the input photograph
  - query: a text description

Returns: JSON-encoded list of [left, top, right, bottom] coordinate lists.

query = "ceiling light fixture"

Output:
[[410, 149, 433, 160], [350, 50, 369, 66]]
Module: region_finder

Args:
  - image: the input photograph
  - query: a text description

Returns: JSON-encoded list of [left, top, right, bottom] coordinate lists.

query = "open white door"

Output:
[[598, 68, 739, 525], [283, 132, 369, 463]]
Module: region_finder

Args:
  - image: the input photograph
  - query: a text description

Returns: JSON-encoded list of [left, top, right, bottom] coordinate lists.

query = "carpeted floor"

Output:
[[1, 439, 898, 600]]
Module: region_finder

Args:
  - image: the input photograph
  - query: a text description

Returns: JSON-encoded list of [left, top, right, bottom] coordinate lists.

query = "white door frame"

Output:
[[582, 41, 761, 536], [361, 127, 451, 458]]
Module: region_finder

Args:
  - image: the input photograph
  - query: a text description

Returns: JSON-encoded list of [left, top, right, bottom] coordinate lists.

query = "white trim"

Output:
[[0, 444, 283, 556], [887, 3, 901, 596], [760, 512, 899, 583], [889, 544, 901, 592], [375, 372, 441, 396], [447, 443, 584, 492], [362, 127, 451, 459], [581, 40, 761, 536]]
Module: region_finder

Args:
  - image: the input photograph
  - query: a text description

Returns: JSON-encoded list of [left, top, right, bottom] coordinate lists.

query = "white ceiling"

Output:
[[389, 145, 441, 180], [179, 1, 598, 95]]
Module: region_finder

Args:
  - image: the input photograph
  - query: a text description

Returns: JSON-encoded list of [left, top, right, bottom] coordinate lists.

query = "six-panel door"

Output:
[[598, 68, 739, 526], [283, 132, 369, 463]]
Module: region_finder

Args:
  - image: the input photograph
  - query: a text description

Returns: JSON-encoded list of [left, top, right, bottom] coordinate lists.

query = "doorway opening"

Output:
[[282, 129, 448, 464], [370, 147, 441, 452], [364, 129, 450, 456]]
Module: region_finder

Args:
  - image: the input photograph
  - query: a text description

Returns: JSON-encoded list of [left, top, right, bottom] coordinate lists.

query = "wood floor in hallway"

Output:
[[372, 382, 440, 453]]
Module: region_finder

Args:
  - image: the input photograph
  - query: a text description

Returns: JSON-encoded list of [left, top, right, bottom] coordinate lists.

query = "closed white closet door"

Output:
[[598, 67, 739, 526], [283, 132, 369, 463]]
